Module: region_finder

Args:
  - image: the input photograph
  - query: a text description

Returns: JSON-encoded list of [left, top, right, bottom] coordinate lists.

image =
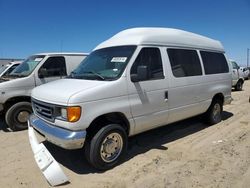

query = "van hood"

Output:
[[31, 79, 106, 104], [0, 76, 34, 90]]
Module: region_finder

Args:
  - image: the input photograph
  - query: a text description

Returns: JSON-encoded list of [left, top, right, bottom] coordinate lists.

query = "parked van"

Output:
[[0, 53, 87, 130], [29, 28, 232, 170], [0, 61, 22, 78], [230, 60, 244, 90], [239, 66, 250, 80]]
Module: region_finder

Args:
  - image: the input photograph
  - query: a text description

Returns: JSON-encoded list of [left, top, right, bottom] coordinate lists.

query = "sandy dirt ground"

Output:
[[0, 80, 250, 188]]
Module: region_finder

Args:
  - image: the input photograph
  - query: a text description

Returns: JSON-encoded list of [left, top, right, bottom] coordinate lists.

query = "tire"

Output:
[[235, 80, 243, 91], [204, 99, 223, 125], [85, 124, 127, 170], [5, 102, 32, 131]]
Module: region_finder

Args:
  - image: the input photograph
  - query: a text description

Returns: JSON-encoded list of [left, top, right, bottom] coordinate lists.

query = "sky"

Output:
[[0, 0, 249, 66]]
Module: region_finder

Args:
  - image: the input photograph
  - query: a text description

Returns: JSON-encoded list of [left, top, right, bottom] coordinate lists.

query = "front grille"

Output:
[[32, 99, 55, 122]]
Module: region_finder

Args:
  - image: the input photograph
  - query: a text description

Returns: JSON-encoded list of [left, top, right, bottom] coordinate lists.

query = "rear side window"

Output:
[[200, 51, 229, 74], [131, 48, 164, 80], [39, 56, 66, 77], [167, 49, 202, 77]]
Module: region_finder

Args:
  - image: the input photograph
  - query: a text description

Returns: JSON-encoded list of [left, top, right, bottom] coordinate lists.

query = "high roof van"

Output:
[[0, 53, 88, 130], [29, 28, 232, 170]]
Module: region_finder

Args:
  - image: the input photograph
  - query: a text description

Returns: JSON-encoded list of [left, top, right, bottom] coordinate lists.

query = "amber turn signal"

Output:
[[67, 106, 81, 122]]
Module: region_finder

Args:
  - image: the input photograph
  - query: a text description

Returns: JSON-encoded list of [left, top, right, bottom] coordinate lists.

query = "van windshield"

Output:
[[69, 46, 136, 81], [0, 65, 9, 74], [10, 55, 45, 77]]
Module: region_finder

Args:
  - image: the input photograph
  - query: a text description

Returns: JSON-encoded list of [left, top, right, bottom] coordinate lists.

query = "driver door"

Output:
[[35, 56, 67, 86], [127, 47, 169, 134]]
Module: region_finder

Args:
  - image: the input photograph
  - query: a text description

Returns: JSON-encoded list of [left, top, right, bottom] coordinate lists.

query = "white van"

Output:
[[29, 28, 232, 170], [0, 53, 87, 131], [230, 60, 244, 90], [0, 61, 22, 77]]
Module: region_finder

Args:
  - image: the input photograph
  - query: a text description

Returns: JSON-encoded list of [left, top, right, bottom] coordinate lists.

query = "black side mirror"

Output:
[[131, 65, 148, 82], [38, 68, 47, 78]]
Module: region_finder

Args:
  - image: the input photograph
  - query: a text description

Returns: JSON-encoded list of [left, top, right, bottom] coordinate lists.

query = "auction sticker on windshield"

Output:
[[34, 58, 43, 62], [111, 57, 127, 63]]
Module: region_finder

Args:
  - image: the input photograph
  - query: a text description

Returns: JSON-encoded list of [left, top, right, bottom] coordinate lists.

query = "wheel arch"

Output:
[[4, 96, 31, 111], [212, 93, 224, 104], [86, 112, 130, 140]]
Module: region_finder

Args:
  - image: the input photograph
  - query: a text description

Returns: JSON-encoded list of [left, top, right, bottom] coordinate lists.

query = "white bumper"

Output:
[[28, 121, 69, 186]]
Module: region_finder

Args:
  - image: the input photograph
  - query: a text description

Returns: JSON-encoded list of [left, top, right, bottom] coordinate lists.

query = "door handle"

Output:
[[164, 91, 168, 102]]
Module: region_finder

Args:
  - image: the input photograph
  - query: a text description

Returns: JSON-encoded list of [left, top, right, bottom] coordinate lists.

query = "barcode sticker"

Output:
[[111, 57, 127, 63]]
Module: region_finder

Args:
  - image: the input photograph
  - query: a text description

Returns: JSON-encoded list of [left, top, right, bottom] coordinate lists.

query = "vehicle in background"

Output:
[[231, 60, 244, 91], [248, 67, 250, 79], [0, 61, 22, 78], [30, 28, 232, 170], [239, 66, 250, 80], [0, 53, 88, 131]]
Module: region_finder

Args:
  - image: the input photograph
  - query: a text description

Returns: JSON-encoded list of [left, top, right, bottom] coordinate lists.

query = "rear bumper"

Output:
[[29, 114, 86, 149]]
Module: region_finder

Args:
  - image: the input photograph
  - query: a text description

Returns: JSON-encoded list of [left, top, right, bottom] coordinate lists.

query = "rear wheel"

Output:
[[204, 99, 223, 125], [235, 80, 243, 91], [85, 124, 127, 170], [5, 102, 32, 131]]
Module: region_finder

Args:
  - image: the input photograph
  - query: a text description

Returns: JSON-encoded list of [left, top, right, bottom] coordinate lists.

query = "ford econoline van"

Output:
[[29, 28, 232, 170], [0, 53, 88, 131]]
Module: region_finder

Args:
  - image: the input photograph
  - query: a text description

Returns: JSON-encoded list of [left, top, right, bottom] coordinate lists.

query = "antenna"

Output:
[[60, 40, 63, 52], [247, 48, 249, 67]]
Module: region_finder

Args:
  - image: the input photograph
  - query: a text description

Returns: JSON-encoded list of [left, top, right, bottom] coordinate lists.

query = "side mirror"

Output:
[[131, 65, 148, 82], [38, 68, 47, 78]]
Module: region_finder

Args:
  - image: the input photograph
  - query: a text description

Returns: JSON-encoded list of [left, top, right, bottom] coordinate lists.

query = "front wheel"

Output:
[[85, 124, 128, 170], [204, 99, 223, 125], [5, 102, 32, 131]]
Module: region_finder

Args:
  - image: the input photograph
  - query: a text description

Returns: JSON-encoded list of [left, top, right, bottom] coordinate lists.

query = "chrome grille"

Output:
[[32, 99, 54, 122]]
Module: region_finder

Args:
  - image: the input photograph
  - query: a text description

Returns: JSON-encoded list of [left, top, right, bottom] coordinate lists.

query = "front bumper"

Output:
[[29, 114, 86, 149]]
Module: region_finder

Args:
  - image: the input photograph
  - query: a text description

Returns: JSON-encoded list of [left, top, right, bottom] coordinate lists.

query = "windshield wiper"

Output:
[[83, 71, 105, 80], [8, 74, 26, 78]]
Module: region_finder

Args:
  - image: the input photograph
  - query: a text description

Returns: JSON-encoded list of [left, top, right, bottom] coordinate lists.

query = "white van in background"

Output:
[[0, 53, 88, 131], [239, 66, 250, 80], [29, 28, 232, 170], [0, 61, 22, 78], [230, 60, 244, 90]]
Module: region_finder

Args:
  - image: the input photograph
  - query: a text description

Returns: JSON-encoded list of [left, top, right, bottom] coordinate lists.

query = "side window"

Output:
[[131, 48, 164, 80], [39, 57, 66, 77], [200, 51, 229, 74], [167, 49, 202, 77]]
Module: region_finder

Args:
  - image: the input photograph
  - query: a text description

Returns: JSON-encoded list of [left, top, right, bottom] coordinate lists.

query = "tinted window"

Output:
[[131, 48, 164, 80], [200, 51, 229, 74], [39, 56, 66, 77], [167, 49, 202, 77]]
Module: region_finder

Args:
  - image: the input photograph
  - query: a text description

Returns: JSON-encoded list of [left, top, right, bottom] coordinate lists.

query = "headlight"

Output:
[[60, 108, 67, 119], [60, 106, 81, 122]]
